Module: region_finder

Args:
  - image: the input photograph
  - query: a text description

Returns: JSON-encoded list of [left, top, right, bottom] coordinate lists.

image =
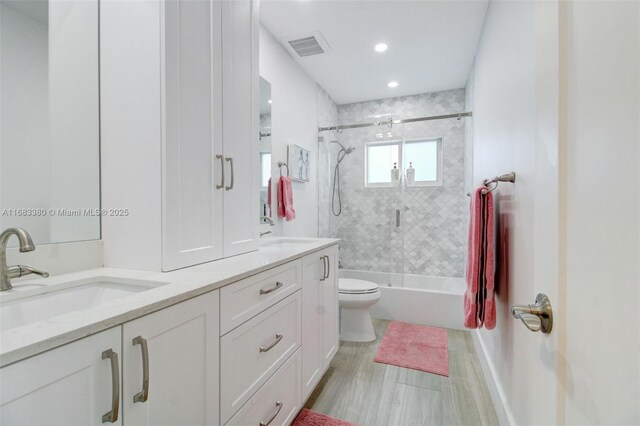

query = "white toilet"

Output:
[[338, 278, 381, 342]]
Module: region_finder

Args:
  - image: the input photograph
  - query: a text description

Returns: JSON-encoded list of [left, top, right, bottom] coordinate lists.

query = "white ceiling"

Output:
[[260, 0, 489, 105]]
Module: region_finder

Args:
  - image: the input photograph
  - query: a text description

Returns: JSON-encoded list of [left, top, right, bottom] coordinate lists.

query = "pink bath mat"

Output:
[[374, 321, 449, 376], [292, 409, 358, 426]]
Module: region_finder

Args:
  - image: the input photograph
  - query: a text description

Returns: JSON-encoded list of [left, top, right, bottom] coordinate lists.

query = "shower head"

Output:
[[331, 140, 355, 155]]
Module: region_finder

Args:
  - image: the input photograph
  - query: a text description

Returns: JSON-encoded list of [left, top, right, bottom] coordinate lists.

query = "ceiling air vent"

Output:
[[288, 36, 324, 57], [284, 32, 331, 58]]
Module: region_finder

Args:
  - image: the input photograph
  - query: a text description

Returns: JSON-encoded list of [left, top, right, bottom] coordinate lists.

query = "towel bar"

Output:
[[467, 171, 516, 196]]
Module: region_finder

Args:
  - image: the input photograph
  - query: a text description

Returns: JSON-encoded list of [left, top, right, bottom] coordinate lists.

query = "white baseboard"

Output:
[[471, 330, 514, 426]]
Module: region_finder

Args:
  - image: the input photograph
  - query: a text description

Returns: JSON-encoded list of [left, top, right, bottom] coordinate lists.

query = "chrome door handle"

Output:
[[225, 157, 234, 190], [511, 293, 553, 334], [324, 255, 330, 279], [259, 401, 283, 426], [216, 154, 224, 189], [259, 333, 283, 352], [101, 349, 120, 423], [260, 281, 283, 295], [132, 336, 150, 403]]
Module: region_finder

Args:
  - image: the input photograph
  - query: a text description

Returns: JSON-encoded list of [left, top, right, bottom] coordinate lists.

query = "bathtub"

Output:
[[340, 269, 466, 330]]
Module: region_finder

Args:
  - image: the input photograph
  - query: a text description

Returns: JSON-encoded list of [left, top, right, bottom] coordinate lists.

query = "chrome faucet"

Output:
[[260, 216, 275, 226], [0, 227, 49, 291], [259, 216, 275, 237]]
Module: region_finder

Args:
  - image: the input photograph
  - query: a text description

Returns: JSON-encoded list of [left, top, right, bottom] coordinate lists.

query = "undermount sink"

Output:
[[0, 277, 168, 333]]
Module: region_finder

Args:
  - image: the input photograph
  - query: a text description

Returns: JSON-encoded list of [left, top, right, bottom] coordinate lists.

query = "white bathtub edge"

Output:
[[471, 330, 514, 426]]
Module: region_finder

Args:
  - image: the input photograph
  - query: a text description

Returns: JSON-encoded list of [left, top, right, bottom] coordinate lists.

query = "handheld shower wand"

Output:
[[331, 141, 355, 216]]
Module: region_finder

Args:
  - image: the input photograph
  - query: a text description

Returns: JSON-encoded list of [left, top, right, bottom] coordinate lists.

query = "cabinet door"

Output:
[[221, 0, 259, 257], [162, 0, 225, 271], [0, 327, 122, 425], [122, 290, 220, 425], [301, 253, 324, 401], [322, 246, 340, 367]]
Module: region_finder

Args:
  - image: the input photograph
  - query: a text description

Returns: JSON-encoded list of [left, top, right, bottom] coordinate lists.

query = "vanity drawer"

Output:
[[220, 260, 302, 334], [226, 348, 302, 426], [220, 291, 302, 423]]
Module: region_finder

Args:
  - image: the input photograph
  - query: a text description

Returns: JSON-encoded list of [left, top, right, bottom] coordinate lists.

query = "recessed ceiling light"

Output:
[[374, 43, 388, 53], [268, 99, 272, 104], [387, 81, 398, 88]]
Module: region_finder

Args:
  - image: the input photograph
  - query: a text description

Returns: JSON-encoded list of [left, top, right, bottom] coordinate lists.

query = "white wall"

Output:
[[259, 26, 323, 237], [561, 1, 639, 423], [470, 1, 560, 424]]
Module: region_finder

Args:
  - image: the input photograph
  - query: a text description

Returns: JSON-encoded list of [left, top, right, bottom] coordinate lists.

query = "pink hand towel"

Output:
[[277, 176, 296, 222], [464, 186, 496, 329], [483, 190, 496, 329], [464, 187, 484, 329]]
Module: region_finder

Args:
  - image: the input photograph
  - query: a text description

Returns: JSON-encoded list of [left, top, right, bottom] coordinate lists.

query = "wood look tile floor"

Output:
[[305, 320, 499, 426]]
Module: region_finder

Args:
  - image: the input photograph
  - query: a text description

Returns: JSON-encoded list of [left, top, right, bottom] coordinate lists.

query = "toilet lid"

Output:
[[339, 278, 379, 294]]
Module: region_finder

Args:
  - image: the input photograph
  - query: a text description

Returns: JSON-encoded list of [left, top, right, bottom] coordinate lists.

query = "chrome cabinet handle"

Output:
[[216, 154, 224, 189], [325, 255, 330, 279], [260, 281, 283, 295], [320, 256, 326, 281], [225, 157, 234, 190], [101, 349, 120, 423], [132, 336, 150, 403], [259, 401, 283, 426], [395, 209, 400, 228], [259, 333, 283, 353]]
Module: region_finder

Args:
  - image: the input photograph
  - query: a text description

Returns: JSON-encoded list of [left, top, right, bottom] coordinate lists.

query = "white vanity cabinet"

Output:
[[101, 0, 259, 272], [301, 245, 340, 401], [0, 327, 123, 425], [122, 290, 220, 425], [0, 291, 220, 426]]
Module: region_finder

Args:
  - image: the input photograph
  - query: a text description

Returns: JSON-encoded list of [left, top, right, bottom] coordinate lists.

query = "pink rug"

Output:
[[374, 321, 449, 376], [292, 409, 358, 426]]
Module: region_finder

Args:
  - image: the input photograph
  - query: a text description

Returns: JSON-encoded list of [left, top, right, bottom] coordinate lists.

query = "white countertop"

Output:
[[0, 237, 339, 367]]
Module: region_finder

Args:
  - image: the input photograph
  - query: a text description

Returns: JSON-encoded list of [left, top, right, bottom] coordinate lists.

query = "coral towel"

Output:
[[277, 176, 296, 222], [464, 186, 496, 329]]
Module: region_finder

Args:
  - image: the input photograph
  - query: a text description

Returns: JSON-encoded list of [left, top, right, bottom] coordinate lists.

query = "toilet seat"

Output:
[[339, 278, 378, 295]]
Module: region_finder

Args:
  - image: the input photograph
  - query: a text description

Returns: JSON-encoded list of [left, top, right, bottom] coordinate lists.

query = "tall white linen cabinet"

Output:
[[100, 0, 260, 272]]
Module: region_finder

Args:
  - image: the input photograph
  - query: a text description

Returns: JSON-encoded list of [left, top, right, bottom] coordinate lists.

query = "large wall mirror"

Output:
[[259, 77, 272, 224], [0, 0, 100, 246]]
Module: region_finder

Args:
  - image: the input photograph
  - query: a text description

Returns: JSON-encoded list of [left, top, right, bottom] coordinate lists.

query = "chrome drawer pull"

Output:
[[225, 157, 234, 190], [101, 349, 120, 423], [259, 281, 283, 295], [259, 401, 283, 426], [324, 255, 330, 279], [259, 333, 283, 353], [132, 336, 150, 403], [216, 154, 224, 189]]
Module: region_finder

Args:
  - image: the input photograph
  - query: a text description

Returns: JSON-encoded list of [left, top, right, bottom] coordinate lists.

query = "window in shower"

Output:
[[404, 138, 443, 186], [365, 141, 401, 187], [364, 138, 442, 187]]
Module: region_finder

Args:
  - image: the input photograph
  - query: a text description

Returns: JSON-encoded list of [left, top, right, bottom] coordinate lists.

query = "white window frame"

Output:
[[364, 137, 443, 188], [364, 139, 403, 188], [404, 137, 443, 187]]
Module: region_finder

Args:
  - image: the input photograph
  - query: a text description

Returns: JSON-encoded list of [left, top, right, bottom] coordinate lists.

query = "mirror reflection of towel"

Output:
[[277, 176, 296, 222]]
